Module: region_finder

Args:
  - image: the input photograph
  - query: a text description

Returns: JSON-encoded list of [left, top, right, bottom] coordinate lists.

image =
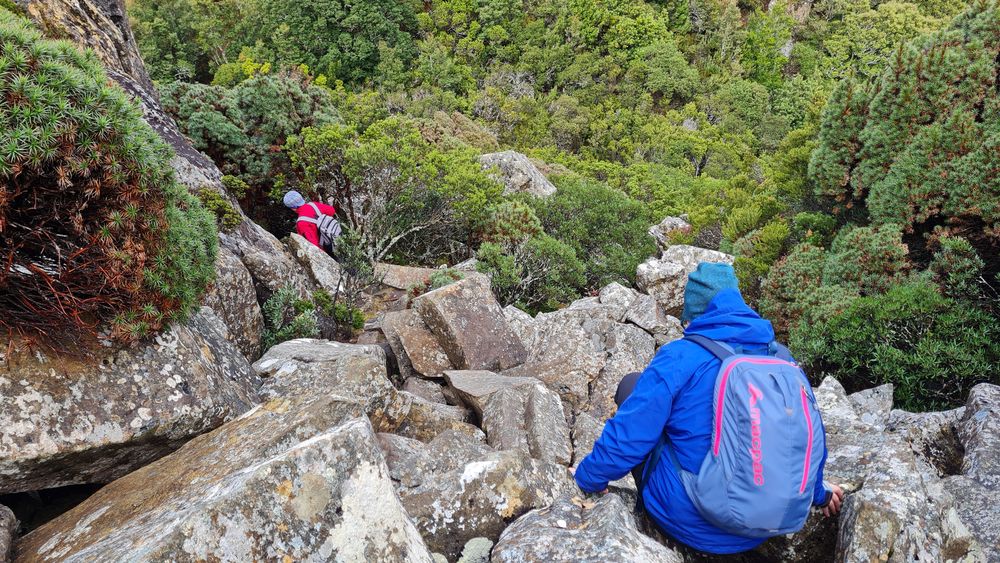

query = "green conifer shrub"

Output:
[[0, 12, 217, 340], [792, 280, 1000, 410]]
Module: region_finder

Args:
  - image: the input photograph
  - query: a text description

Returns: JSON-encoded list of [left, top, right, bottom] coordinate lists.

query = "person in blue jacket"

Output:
[[574, 262, 844, 555]]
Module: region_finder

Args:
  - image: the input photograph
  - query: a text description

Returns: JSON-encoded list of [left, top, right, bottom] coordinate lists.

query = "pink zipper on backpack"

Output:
[[799, 385, 814, 494], [713, 358, 795, 456]]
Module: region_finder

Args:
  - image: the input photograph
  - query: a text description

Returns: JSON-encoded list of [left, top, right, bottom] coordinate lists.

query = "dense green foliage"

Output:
[[0, 10, 216, 340], [131, 0, 1000, 405], [763, 3, 1000, 408]]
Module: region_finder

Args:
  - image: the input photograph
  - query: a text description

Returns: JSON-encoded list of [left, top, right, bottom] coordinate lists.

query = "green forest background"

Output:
[[125, 0, 1000, 409]]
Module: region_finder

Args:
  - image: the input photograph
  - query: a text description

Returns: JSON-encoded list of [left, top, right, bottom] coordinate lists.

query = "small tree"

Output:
[[284, 117, 503, 265]]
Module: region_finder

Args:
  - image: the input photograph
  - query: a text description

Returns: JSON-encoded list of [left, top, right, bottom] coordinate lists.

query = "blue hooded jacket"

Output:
[[574, 288, 830, 554]]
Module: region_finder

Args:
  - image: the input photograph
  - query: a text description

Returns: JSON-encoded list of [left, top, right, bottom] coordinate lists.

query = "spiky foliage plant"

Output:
[[0, 11, 217, 340]]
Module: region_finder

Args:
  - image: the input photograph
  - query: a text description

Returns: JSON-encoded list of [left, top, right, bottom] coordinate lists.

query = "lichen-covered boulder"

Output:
[[956, 384, 1000, 488], [478, 151, 556, 198], [0, 308, 258, 495], [597, 283, 639, 322], [16, 394, 434, 562], [848, 384, 894, 431], [635, 245, 734, 316], [378, 430, 492, 492], [942, 384, 1000, 560], [382, 310, 454, 379], [252, 339, 406, 432], [443, 370, 538, 417], [393, 392, 482, 443], [233, 224, 315, 300], [492, 494, 683, 563], [203, 246, 265, 360], [834, 434, 981, 563], [587, 323, 655, 421], [503, 307, 608, 413], [624, 293, 683, 347], [1, 504, 15, 563], [481, 383, 572, 465], [287, 233, 342, 293], [413, 277, 527, 372], [391, 449, 576, 561], [648, 216, 693, 253]]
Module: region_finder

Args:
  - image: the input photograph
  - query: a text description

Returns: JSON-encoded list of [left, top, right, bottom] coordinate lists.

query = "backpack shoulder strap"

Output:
[[307, 202, 323, 217], [684, 335, 736, 361]]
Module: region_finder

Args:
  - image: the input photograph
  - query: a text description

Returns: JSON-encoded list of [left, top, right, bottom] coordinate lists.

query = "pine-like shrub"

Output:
[[759, 243, 829, 334], [794, 280, 1000, 411], [811, 2, 1000, 273], [0, 12, 217, 339], [822, 225, 911, 296]]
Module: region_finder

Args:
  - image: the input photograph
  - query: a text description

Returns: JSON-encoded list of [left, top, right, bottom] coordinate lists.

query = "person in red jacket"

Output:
[[283, 190, 341, 254]]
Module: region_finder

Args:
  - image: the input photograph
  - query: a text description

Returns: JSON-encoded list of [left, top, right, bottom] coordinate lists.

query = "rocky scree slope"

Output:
[[4, 238, 999, 562]]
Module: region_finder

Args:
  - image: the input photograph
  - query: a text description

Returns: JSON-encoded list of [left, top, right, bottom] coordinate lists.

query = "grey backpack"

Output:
[[297, 202, 342, 247]]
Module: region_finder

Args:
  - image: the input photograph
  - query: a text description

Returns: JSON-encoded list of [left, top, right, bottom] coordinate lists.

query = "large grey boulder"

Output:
[[956, 384, 1000, 488], [588, 323, 655, 421], [390, 449, 576, 561], [252, 339, 406, 432], [503, 307, 608, 414], [1, 505, 15, 563], [492, 494, 683, 563], [503, 305, 537, 351], [378, 430, 492, 492], [800, 378, 984, 563], [287, 233, 342, 293], [597, 283, 639, 322], [413, 277, 527, 372], [648, 216, 692, 253], [381, 310, 454, 379], [232, 223, 316, 300], [393, 392, 483, 444], [625, 293, 684, 347], [443, 370, 538, 418], [481, 383, 572, 465], [16, 394, 434, 562], [478, 151, 556, 198], [203, 246, 265, 360], [635, 245, 734, 316], [0, 308, 258, 495], [849, 383, 894, 431], [403, 376, 449, 405], [942, 384, 1000, 561]]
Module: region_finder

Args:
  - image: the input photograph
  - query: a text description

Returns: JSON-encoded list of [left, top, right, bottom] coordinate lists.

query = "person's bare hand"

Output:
[[599, 488, 609, 495], [822, 484, 844, 517]]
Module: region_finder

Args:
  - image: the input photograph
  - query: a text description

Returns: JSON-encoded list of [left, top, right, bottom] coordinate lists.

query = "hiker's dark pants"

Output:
[[615, 371, 646, 486]]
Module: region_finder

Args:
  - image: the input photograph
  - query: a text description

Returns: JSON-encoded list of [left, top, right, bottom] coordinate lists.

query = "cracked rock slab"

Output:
[[16, 394, 434, 562], [0, 308, 259, 495]]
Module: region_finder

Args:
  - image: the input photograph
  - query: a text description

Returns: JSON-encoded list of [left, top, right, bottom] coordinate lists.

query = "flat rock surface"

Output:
[[443, 370, 538, 417], [492, 494, 683, 563], [16, 394, 434, 562], [253, 339, 406, 432]]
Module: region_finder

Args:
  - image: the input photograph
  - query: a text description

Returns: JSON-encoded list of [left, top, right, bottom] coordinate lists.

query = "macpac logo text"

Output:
[[748, 383, 764, 486]]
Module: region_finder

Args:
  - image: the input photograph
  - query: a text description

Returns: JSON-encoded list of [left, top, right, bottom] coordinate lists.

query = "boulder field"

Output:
[[4, 262, 998, 562]]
